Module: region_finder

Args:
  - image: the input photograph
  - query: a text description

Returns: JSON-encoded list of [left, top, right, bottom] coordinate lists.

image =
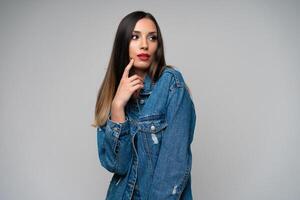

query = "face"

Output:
[[129, 18, 158, 71]]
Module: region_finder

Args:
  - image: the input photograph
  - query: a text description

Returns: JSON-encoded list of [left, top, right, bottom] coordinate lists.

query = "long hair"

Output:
[[92, 11, 170, 127]]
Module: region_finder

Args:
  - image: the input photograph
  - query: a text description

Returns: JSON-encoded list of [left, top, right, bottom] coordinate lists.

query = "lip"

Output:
[[137, 53, 150, 61]]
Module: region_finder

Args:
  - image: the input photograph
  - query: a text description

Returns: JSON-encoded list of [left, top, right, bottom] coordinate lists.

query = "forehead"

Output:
[[133, 18, 157, 33]]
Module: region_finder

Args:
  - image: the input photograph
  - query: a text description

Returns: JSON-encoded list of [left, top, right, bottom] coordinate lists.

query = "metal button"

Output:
[[113, 127, 119, 131], [150, 125, 156, 131], [139, 99, 145, 104]]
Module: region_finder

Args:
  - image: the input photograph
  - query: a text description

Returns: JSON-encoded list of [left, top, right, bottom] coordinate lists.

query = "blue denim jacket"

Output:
[[97, 67, 196, 200]]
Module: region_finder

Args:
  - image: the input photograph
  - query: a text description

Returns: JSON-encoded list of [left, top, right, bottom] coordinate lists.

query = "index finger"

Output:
[[122, 58, 134, 78]]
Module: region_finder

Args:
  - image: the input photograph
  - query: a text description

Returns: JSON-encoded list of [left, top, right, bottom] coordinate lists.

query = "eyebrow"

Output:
[[132, 30, 157, 34]]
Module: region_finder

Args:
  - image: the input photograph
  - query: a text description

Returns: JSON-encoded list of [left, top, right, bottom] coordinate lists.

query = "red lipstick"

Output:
[[137, 53, 150, 61]]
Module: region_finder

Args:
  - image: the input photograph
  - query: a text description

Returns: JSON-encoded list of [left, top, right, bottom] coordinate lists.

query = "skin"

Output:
[[111, 18, 158, 123], [129, 18, 158, 79]]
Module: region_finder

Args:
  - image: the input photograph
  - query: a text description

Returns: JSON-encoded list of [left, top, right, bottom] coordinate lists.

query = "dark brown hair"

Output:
[[92, 11, 172, 127]]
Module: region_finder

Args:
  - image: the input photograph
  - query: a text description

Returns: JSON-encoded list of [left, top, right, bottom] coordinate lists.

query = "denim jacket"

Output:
[[97, 67, 196, 200]]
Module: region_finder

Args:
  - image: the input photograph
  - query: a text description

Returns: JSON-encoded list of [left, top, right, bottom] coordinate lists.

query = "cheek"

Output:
[[129, 43, 138, 56], [150, 44, 158, 54], [129, 45, 133, 55]]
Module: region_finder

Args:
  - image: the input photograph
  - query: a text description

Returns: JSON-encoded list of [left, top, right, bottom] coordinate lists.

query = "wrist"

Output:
[[112, 100, 125, 109], [110, 101, 126, 123]]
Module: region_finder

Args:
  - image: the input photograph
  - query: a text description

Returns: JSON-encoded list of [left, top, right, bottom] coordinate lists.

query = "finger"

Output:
[[122, 58, 134, 78], [131, 84, 144, 92], [130, 79, 144, 87], [128, 74, 143, 82]]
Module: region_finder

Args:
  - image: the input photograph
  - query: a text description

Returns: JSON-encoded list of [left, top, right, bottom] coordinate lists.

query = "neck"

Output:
[[132, 68, 147, 80]]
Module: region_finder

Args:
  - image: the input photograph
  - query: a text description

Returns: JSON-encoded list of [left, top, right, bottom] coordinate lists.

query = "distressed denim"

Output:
[[97, 67, 196, 200]]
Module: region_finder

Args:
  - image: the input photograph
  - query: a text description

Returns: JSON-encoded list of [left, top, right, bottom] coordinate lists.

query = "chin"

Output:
[[134, 61, 152, 69]]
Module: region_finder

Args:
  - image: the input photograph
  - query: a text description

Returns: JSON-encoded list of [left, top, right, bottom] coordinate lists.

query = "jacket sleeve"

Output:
[[147, 74, 196, 199], [96, 114, 132, 175]]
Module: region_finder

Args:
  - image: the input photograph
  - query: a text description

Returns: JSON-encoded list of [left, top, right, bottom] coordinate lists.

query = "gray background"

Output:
[[1, 0, 299, 200]]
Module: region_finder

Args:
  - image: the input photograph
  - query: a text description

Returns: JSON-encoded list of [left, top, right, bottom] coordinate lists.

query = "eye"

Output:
[[131, 34, 139, 40], [149, 35, 157, 41]]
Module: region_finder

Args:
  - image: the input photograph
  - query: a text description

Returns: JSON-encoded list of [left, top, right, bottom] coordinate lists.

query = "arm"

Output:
[[147, 75, 196, 199], [96, 114, 132, 176], [96, 58, 142, 176]]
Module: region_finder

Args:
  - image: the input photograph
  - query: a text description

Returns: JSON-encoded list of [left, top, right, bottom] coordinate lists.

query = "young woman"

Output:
[[92, 11, 196, 200]]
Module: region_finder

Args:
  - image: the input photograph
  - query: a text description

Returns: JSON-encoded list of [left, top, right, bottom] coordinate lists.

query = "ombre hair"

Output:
[[92, 11, 173, 127]]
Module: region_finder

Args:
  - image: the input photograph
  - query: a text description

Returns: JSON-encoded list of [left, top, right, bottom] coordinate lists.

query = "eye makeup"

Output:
[[131, 32, 158, 41]]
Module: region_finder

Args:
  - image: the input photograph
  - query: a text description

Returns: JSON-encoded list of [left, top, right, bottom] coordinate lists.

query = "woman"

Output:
[[92, 11, 196, 200]]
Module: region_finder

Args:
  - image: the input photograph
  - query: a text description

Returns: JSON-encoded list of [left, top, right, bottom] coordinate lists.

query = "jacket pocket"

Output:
[[138, 114, 168, 157]]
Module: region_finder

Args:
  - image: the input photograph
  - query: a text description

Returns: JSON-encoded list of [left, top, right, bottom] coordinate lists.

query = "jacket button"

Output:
[[139, 99, 145, 104], [150, 125, 156, 131]]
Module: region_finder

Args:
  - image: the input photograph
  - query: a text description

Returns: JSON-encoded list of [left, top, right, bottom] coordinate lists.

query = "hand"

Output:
[[112, 58, 144, 108]]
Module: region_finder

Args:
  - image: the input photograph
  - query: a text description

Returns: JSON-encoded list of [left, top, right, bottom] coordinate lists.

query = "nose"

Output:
[[140, 36, 148, 50]]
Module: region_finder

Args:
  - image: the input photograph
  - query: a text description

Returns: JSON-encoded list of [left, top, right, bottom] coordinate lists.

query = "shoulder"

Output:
[[159, 66, 195, 111], [158, 66, 186, 89]]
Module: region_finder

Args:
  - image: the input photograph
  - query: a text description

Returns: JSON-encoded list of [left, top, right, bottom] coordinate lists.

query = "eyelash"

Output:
[[131, 34, 157, 41]]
